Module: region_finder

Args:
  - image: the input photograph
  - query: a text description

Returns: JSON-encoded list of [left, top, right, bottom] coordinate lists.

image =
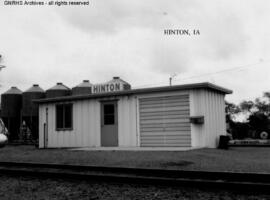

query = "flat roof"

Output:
[[35, 82, 232, 104]]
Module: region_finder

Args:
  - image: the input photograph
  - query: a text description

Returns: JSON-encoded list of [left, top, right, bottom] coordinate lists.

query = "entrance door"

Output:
[[101, 101, 118, 147]]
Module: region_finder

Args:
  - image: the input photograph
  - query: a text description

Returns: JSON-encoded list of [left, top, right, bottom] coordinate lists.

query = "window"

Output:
[[56, 104, 73, 130], [103, 104, 115, 125]]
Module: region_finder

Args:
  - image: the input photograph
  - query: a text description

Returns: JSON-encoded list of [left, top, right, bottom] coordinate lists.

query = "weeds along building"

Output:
[[35, 77, 232, 149]]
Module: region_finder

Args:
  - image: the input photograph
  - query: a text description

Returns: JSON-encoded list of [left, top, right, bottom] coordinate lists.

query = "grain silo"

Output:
[[46, 82, 71, 98], [22, 84, 45, 140], [72, 80, 92, 96], [107, 77, 131, 90], [92, 77, 131, 93], [1, 87, 22, 141]]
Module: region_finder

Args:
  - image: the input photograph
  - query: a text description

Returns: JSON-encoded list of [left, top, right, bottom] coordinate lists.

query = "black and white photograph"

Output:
[[0, 0, 270, 199]]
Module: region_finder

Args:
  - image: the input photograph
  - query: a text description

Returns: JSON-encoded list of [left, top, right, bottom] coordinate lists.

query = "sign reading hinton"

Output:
[[92, 83, 121, 93], [92, 77, 131, 94]]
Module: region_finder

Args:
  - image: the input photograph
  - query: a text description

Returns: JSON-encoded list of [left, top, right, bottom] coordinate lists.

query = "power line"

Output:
[[133, 60, 269, 88], [174, 60, 268, 82]]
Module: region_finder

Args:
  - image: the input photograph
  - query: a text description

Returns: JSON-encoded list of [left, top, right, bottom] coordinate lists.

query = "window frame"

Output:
[[103, 104, 115, 125], [55, 103, 73, 131], [100, 99, 119, 126]]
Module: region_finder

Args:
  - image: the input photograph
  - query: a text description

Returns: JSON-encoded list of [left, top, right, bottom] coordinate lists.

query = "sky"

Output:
[[0, 0, 269, 104]]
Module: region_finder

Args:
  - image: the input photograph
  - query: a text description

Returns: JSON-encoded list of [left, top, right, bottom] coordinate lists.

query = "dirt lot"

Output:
[[0, 175, 269, 200], [0, 145, 269, 173]]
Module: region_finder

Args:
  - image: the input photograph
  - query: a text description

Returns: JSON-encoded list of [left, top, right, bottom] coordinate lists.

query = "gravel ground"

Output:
[[0, 175, 269, 200], [0, 145, 270, 173]]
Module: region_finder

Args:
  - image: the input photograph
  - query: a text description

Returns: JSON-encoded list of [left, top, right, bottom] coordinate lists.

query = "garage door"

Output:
[[139, 95, 191, 147]]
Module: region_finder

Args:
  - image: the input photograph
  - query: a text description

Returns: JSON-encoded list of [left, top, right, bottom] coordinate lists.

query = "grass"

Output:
[[0, 145, 270, 173]]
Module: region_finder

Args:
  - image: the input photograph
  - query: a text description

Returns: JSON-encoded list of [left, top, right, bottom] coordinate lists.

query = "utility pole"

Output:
[[169, 73, 178, 86], [169, 77, 172, 86]]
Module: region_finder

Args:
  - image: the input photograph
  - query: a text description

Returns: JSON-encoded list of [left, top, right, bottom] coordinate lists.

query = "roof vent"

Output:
[[57, 82, 62, 85], [33, 84, 39, 87], [83, 80, 89, 83], [113, 77, 119, 80]]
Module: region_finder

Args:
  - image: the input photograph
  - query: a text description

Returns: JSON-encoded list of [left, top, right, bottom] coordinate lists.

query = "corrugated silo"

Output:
[[46, 82, 71, 98], [22, 84, 45, 140], [72, 80, 92, 96], [107, 77, 131, 90], [1, 86, 22, 141], [92, 76, 132, 93]]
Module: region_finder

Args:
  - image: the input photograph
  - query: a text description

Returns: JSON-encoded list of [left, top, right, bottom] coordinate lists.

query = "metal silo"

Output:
[[107, 77, 131, 90], [72, 80, 92, 96], [22, 84, 45, 141], [46, 82, 71, 98], [1, 87, 22, 141]]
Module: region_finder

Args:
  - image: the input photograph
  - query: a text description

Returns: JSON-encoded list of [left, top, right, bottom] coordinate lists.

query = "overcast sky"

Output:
[[0, 0, 269, 104]]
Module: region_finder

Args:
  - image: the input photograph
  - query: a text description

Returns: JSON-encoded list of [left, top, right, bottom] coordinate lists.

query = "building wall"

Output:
[[190, 89, 226, 148], [39, 100, 101, 148], [118, 96, 137, 147], [39, 96, 138, 148], [39, 89, 226, 148]]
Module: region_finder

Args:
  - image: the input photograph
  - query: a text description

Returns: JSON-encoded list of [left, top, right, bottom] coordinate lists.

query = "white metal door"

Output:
[[139, 95, 191, 147]]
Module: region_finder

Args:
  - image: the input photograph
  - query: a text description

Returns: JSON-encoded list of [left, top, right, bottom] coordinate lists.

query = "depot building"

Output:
[[35, 77, 232, 149]]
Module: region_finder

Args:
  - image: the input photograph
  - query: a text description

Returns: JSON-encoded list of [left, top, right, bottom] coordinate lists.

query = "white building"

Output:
[[36, 81, 232, 149]]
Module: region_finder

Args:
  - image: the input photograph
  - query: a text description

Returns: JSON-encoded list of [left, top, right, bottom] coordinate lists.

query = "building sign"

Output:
[[92, 83, 121, 93], [92, 77, 131, 94]]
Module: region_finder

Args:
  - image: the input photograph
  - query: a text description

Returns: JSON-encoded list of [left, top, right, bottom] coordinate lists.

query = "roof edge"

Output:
[[34, 82, 232, 104]]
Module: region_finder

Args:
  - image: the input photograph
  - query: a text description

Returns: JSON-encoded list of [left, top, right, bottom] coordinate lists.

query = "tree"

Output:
[[238, 91, 270, 116], [254, 92, 270, 116], [225, 101, 240, 122], [239, 100, 255, 113], [263, 92, 270, 100], [248, 112, 269, 131], [0, 54, 6, 70], [227, 91, 270, 139]]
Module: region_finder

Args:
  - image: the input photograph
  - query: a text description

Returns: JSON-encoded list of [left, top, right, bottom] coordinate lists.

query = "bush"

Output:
[[230, 122, 250, 139], [248, 112, 269, 131]]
